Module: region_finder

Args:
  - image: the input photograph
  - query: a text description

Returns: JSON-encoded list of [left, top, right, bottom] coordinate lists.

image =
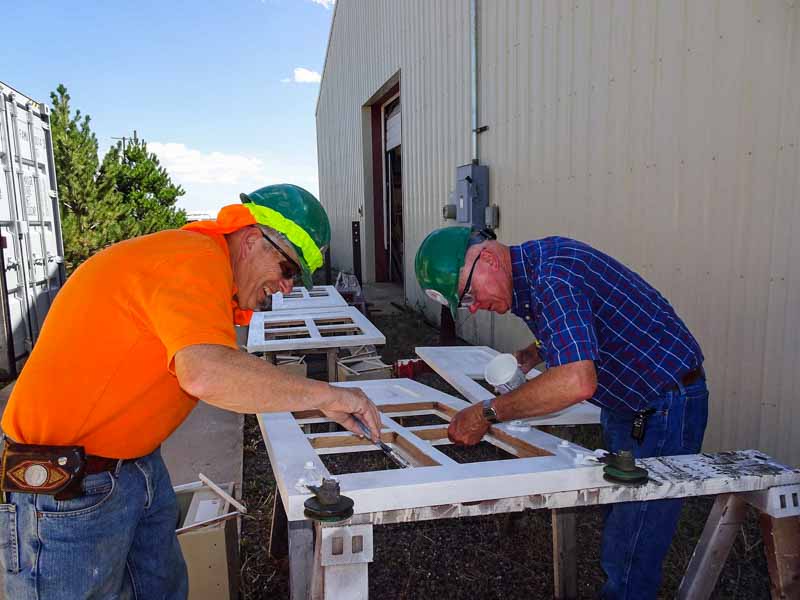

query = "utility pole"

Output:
[[111, 135, 128, 151], [111, 130, 140, 152]]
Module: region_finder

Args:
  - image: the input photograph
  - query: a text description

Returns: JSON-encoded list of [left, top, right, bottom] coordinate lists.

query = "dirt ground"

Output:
[[240, 306, 771, 599]]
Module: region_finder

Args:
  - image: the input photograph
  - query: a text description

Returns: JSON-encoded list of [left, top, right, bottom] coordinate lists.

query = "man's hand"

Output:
[[514, 344, 540, 374], [447, 403, 491, 446], [322, 387, 382, 442]]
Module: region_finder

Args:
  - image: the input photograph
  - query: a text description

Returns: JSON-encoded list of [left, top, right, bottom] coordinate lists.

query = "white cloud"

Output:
[[146, 142, 320, 217], [148, 142, 265, 185], [310, 0, 335, 9], [281, 67, 322, 84]]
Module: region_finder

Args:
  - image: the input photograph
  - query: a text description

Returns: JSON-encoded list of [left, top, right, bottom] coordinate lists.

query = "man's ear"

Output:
[[482, 247, 501, 271], [241, 226, 260, 257]]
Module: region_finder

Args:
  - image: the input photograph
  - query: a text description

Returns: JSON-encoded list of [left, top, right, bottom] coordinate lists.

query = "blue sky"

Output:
[[1, 0, 335, 216]]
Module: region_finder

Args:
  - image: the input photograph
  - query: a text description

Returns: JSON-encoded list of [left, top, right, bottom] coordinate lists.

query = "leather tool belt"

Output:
[[1, 440, 87, 500]]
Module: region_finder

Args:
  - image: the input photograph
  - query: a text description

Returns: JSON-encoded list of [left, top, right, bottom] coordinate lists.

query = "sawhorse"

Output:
[[270, 451, 800, 599]]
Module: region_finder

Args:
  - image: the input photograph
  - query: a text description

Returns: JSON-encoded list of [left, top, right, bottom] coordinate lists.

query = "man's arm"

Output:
[[174, 344, 382, 440], [514, 342, 542, 374], [494, 359, 596, 420], [448, 360, 596, 445]]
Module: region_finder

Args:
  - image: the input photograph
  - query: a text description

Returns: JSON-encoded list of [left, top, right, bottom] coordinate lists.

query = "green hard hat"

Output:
[[240, 184, 331, 290], [414, 226, 472, 317]]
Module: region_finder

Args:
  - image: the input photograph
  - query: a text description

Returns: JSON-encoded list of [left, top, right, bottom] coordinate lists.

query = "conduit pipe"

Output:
[[470, 0, 479, 163], [469, 0, 497, 347]]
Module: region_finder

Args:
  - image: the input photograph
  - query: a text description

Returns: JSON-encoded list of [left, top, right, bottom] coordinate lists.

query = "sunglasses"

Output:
[[458, 252, 481, 308], [261, 232, 301, 282]]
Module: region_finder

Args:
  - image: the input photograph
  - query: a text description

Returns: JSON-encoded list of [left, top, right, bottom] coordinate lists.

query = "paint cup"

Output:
[[484, 353, 527, 395]]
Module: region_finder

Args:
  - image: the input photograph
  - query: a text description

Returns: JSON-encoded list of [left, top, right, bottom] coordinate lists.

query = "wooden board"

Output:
[[271, 285, 348, 312], [415, 346, 601, 426], [247, 307, 385, 353]]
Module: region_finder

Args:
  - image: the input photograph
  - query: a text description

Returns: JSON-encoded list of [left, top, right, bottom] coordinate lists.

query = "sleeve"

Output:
[[534, 278, 599, 367], [146, 249, 239, 373]]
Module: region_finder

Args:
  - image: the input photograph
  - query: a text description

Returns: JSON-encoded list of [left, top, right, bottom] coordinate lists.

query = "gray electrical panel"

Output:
[[454, 163, 489, 229]]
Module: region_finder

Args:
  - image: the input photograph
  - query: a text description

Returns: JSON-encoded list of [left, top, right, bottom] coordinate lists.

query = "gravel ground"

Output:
[[240, 306, 771, 599]]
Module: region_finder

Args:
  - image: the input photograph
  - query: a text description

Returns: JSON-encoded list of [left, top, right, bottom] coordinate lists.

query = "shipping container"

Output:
[[0, 81, 65, 378]]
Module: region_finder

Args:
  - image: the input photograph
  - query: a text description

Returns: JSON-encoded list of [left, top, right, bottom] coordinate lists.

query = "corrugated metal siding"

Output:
[[317, 0, 800, 466], [316, 0, 472, 291]]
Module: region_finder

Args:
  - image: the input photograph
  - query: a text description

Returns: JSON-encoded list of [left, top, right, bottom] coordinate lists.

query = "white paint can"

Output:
[[484, 353, 527, 395]]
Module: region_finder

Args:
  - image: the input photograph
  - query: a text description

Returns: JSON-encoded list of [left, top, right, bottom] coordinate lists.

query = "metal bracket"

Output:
[[740, 484, 800, 518], [319, 524, 374, 567]]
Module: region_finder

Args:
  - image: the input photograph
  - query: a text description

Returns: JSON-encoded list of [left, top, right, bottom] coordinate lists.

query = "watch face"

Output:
[[482, 400, 498, 422]]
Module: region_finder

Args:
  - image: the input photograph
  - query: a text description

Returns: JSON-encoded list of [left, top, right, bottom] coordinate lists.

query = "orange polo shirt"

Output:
[[1, 228, 241, 458]]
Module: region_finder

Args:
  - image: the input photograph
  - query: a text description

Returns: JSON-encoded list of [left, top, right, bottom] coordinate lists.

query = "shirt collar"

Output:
[[509, 244, 533, 317]]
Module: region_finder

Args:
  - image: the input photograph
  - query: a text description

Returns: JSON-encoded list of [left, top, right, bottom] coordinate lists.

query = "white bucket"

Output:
[[484, 353, 527, 395]]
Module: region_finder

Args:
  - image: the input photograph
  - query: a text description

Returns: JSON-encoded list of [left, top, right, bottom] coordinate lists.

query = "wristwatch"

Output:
[[482, 398, 499, 424]]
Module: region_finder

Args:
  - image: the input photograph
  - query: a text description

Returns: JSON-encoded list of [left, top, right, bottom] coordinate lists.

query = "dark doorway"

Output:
[[370, 84, 404, 285], [384, 99, 403, 284]]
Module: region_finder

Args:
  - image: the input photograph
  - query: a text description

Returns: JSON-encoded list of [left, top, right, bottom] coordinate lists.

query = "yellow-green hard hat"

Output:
[[240, 184, 331, 290], [414, 226, 472, 317]]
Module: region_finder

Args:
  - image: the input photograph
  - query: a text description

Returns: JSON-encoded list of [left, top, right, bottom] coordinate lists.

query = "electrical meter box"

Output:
[[454, 163, 489, 228]]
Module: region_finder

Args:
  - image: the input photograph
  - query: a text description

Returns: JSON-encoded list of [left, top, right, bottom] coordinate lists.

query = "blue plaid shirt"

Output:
[[510, 237, 704, 414]]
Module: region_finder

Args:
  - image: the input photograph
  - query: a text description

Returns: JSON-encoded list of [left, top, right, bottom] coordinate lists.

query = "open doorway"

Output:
[[370, 85, 404, 286], [383, 98, 403, 284]]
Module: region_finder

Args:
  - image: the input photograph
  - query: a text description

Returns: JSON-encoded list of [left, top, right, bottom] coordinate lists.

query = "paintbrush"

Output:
[[354, 417, 412, 469]]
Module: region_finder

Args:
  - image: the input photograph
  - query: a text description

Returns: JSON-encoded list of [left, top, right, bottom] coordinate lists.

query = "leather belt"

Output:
[[85, 455, 133, 475]]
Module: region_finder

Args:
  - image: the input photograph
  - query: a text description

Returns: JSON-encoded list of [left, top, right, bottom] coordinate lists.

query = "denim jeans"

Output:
[[600, 377, 709, 600], [0, 446, 187, 600]]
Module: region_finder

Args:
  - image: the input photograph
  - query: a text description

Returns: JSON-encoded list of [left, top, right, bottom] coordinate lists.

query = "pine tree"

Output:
[[96, 137, 187, 242], [49, 86, 187, 272], [49, 85, 101, 271]]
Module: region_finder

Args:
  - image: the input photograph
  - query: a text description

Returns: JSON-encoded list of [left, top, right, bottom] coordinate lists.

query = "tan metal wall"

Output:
[[316, 0, 800, 466], [316, 0, 472, 289]]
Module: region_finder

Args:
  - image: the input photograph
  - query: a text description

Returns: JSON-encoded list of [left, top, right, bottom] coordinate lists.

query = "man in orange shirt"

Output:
[[0, 184, 381, 599]]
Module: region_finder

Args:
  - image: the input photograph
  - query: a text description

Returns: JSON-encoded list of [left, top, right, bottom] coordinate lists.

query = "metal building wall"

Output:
[[316, 0, 472, 288], [316, 0, 800, 466]]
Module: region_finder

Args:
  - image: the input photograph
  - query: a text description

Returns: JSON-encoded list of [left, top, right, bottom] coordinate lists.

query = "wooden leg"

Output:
[[551, 425, 577, 600], [289, 519, 315, 600], [323, 564, 370, 599], [552, 508, 578, 600], [759, 513, 800, 599], [326, 349, 340, 432], [677, 493, 747, 600], [269, 492, 289, 559], [326, 349, 339, 382], [313, 522, 373, 600]]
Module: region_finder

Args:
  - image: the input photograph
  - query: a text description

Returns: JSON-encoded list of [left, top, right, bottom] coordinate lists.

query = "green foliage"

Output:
[[49, 85, 187, 273], [50, 85, 101, 271], [96, 139, 187, 243]]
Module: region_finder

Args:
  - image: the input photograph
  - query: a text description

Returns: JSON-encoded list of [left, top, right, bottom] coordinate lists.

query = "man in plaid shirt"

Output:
[[415, 227, 708, 600]]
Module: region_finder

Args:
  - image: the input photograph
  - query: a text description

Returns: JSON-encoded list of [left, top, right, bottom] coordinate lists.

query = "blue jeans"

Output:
[[0, 447, 187, 600], [600, 377, 709, 600]]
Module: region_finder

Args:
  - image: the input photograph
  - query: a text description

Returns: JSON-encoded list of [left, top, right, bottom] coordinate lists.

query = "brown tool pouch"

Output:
[[1, 440, 87, 500]]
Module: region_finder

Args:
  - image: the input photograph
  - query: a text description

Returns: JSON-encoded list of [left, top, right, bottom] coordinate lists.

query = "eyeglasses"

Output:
[[458, 253, 481, 308], [261, 232, 301, 282]]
